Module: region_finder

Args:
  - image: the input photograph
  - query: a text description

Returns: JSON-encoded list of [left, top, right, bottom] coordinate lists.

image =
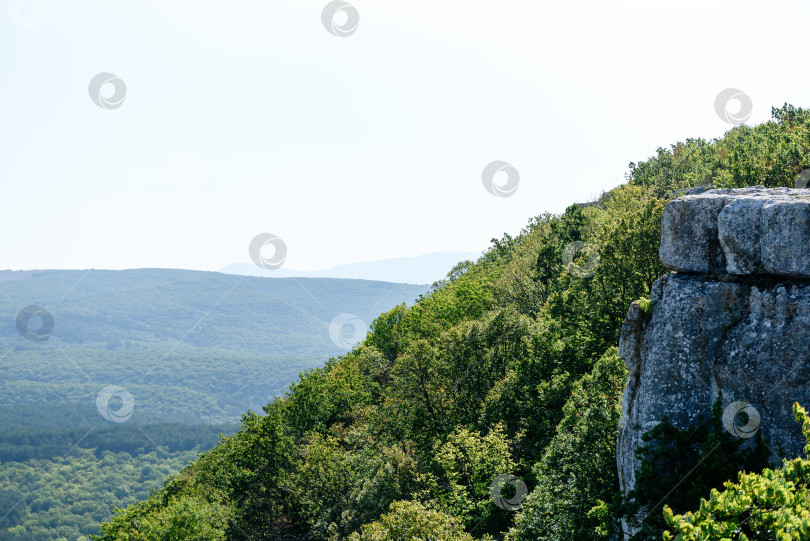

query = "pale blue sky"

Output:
[[2, 0, 809, 271]]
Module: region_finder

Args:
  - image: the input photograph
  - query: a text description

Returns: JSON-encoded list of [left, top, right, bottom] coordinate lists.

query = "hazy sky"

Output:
[[2, 0, 808, 272]]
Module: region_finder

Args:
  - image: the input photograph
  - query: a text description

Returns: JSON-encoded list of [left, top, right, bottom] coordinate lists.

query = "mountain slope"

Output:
[[220, 251, 479, 284], [86, 104, 810, 541]]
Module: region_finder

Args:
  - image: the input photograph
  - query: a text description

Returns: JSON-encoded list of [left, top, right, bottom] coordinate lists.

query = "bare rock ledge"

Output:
[[660, 187, 810, 277]]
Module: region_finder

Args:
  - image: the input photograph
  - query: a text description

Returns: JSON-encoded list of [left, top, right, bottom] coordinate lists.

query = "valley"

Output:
[[0, 269, 429, 540]]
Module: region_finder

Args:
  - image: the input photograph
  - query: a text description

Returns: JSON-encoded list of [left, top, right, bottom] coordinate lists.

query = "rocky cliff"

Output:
[[617, 188, 810, 514]]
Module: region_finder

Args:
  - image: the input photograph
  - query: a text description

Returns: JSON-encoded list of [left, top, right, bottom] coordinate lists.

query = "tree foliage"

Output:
[[664, 403, 810, 540], [616, 401, 771, 540], [86, 104, 810, 541], [507, 348, 627, 541]]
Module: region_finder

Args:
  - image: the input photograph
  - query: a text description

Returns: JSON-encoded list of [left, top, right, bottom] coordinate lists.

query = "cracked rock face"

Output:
[[659, 187, 810, 277], [618, 188, 810, 529]]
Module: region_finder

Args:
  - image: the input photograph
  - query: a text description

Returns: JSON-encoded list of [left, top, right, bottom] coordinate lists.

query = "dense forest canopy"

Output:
[[0, 272, 426, 540], [78, 104, 810, 539]]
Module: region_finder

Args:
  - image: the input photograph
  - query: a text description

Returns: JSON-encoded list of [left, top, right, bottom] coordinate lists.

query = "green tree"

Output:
[[348, 500, 492, 541], [664, 403, 810, 540], [418, 423, 517, 536], [617, 400, 770, 540], [507, 348, 627, 541]]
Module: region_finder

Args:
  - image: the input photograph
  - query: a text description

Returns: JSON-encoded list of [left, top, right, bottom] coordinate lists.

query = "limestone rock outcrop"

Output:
[[618, 187, 810, 512], [659, 187, 810, 277]]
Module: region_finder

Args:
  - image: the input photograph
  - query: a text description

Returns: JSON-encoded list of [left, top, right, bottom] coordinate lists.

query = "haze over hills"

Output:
[[0, 268, 430, 423], [219, 251, 479, 284], [0, 267, 433, 540]]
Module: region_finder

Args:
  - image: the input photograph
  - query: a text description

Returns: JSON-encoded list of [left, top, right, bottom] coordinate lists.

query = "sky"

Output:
[[2, 0, 809, 272]]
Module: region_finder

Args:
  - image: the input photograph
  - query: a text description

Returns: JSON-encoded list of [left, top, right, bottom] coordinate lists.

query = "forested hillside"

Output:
[[0, 269, 428, 422], [93, 104, 810, 540], [0, 271, 426, 540]]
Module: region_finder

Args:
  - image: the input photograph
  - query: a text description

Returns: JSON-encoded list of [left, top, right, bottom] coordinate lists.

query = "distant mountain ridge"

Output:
[[0, 268, 434, 540], [0, 268, 430, 423], [219, 251, 480, 284]]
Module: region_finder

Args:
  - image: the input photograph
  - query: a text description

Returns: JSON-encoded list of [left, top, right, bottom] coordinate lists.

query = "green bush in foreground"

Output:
[[664, 403, 810, 540], [618, 400, 770, 540]]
